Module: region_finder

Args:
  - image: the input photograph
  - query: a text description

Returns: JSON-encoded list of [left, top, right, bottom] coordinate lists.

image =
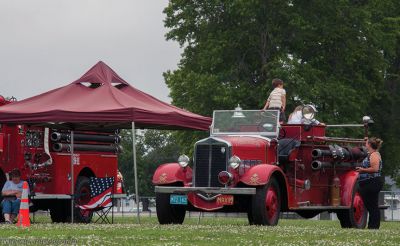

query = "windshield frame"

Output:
[[210, 109, 280, 137]]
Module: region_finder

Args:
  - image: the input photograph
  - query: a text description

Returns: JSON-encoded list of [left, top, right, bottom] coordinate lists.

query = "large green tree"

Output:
[[163, 1, 400, 184]]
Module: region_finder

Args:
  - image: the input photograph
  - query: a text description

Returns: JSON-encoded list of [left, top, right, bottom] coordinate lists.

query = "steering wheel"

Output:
[[278, 128, 286, 139]]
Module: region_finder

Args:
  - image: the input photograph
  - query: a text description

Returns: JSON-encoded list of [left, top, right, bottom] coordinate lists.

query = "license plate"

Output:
[[170, 195, 188, 205], [216, 195, 234, 206]]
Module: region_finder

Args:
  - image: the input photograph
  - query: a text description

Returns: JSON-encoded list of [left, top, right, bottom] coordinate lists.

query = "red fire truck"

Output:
[[0, 96, 121, 223], [153, 105, 374, 228]]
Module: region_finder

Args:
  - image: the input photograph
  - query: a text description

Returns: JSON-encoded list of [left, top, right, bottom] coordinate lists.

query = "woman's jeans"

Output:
[[1, 198, 21, 214]]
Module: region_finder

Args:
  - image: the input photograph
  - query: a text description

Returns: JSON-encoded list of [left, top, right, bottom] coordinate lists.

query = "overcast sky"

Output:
[[0, 0, 181, 102]]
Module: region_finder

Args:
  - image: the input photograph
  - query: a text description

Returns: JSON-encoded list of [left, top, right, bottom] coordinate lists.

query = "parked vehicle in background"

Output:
[[0, 95, 123, 223], [153, 105, 375, 228]]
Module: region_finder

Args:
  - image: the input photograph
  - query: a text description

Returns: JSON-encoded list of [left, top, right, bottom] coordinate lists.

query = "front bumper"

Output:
[[154, 186, 256, 195]]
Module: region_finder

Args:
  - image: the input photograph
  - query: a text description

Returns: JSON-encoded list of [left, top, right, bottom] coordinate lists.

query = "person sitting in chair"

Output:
[[1, 169, 25, 223]]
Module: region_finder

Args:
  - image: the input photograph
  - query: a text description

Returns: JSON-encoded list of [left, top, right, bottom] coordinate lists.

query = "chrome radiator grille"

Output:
[[194, 142, 227, 187]]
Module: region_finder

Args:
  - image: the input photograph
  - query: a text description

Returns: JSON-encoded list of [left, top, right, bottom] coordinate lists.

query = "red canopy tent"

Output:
[[0, 61, 211, 222], [0, 61, 211, 130]]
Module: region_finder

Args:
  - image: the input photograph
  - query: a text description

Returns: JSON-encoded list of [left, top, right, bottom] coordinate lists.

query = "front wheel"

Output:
[[251, 177, 281, 226], [156, 193, 186, 224], [337, 186, 367, 229]]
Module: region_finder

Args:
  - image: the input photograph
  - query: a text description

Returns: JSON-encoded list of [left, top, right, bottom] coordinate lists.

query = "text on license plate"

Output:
[[216, 195, 234, 206], [170, 195, 188, 205]]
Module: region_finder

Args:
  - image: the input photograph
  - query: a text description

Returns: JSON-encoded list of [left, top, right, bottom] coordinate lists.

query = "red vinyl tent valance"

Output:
[[0, 61, 211, 131]]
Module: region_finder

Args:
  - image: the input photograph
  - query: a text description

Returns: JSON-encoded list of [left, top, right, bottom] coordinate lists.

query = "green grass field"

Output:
[[0, 216, 398, 245]]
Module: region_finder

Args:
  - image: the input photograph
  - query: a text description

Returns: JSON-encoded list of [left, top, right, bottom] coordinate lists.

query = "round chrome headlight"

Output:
[[178, 154, 190, 168], [302, 104, 317, 120], [229, 155, 241, 169]]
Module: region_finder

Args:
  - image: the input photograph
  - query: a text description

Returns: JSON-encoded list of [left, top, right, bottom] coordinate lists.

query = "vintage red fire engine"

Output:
[[0, 96, 122, 223], [153, 105, 374, 228]]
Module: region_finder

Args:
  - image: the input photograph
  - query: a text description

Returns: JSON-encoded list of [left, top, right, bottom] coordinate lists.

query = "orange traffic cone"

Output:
[[16, 181, 30, 227]]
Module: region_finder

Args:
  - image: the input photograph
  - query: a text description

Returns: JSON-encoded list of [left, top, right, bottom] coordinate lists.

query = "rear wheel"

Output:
[[337, 186, 367, 229], [0, 170, 7, 222], [156, 192, 186, 224], [251, 177, 281, 226], [70, 176, 94, 223], [53, 176, 93, 223], [247, 206, 254, 225], [50, 201, 68, 223]]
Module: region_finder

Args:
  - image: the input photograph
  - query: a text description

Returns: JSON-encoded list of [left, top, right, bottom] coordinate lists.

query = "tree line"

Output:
[[119, 0, 400, 195]]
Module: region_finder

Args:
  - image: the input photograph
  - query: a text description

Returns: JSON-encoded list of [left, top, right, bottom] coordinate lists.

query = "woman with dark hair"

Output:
[[356, 137, 384, 229], [1, 169, 24, 223]]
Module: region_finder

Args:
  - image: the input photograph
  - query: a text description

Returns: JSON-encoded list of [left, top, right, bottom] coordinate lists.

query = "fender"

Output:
[[152, 163, 192, 185], [239, 164, 285, 186], [339, 170, 359, 206]]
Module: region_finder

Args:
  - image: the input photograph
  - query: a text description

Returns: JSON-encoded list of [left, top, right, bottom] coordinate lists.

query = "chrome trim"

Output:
[[224, 135, 271, 142], [290, 206, 350, 210], [194, 137, 232, 147], [211, 109, 280, 137], [196, 193, 219, 201], [155, 186, 256, 195], [193, 137, 231, 188], [209, 137, 232, 147], [208, 143, 212, 187]]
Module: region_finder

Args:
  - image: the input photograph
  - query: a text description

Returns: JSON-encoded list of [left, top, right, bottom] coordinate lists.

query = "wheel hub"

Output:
[[266, 186, 278, 220], [353, 192, 365, 225]]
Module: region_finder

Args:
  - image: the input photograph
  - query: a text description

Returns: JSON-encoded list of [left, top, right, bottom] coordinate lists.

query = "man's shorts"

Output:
[[1, 198, 21, 214]]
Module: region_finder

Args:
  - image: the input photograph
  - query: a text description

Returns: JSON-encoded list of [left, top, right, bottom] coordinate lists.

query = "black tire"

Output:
[[251, 177, 281, 226], [156, 192, 186, 224], [50, 201, 68, 223], [0, 170, 6, 223], [69, 176, 94, 223], [337, 184, 367, 229], [296, 210, 320, 219], [247, 205, 254, 225]]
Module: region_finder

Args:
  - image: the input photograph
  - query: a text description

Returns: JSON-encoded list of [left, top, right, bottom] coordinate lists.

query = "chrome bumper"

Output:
[[154, 186, 256, 195]]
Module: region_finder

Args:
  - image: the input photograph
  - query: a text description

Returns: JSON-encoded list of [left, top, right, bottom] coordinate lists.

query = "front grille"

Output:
[[194, 142, 227, 187]]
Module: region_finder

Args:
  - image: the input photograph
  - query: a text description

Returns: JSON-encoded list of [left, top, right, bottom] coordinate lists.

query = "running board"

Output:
[[291, 206, 350, 210], [291, 205, 389, 210]]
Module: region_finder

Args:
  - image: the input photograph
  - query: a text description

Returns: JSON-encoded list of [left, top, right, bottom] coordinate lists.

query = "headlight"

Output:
[[178, 154, 190, 168], [229, 155, 241, 169], [302, 104, 317, 120]]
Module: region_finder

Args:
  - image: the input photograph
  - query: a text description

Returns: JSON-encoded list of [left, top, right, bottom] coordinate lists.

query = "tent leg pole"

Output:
[[71, 130, 74, 223], [132, 122, 140, 224]]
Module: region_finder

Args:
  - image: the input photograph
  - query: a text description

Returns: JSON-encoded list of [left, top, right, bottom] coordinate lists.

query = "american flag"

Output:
[[78, 177, 114, 210]]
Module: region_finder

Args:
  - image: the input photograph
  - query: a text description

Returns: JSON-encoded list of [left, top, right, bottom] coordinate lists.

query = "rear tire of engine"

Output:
[[247, 206, 254, 225], [156, 192, 186, 224], [69, 176, 94, 223], [337, 184, 367, 229], [251, 177, 281, 226], [50, 201, 68, 223], [0, 170, 6, 223]]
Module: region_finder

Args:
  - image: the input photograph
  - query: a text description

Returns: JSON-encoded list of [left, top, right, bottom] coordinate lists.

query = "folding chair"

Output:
[[77, 177, 115, 224]]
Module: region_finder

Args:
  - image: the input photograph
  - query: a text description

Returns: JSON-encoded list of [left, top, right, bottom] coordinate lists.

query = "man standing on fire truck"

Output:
[[1, 169, 25, 223]]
